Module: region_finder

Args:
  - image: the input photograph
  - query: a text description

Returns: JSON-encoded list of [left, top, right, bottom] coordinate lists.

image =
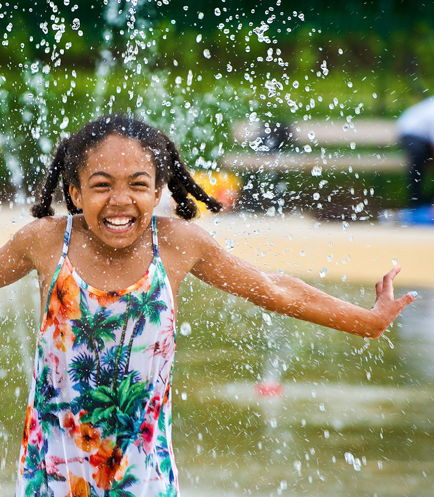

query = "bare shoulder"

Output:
[[155, 216, 219, 255], [0, 215, 67, 287], [11, 215, 66, 261], [154, 216, 223, 293]]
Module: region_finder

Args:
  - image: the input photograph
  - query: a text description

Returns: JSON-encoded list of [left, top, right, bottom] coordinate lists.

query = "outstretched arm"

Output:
[[189, 226, 416, 339], [262, 265, 414, 338]]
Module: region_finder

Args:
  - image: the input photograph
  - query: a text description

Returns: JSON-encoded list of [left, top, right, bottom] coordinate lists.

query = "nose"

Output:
[[108, 186, 133, 206]]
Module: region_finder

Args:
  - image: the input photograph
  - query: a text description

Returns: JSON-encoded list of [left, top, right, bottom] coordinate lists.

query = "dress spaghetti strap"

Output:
[[151, 215, 159, 258], [62, 214, 73, 258]]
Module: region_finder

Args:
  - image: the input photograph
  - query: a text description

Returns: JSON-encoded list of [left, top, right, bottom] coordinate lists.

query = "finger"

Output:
[[381, 265, 402, 295], [375, 280, 383, 300], [396, 291, 418, 309], [383, 265, 401, 282]]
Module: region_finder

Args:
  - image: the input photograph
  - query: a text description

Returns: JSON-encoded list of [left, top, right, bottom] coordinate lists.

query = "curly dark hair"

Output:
[[31, 114, 223, 220]]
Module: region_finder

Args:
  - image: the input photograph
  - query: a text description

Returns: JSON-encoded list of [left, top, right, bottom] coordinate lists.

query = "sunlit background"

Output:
[[0, 1, 433, 496]]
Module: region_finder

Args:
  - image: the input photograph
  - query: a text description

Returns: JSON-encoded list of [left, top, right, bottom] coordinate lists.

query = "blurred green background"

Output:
[[0, 0, 433, 207]]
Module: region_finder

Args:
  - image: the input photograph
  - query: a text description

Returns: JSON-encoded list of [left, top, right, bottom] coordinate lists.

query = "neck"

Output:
[[79, 216, 153, 261]]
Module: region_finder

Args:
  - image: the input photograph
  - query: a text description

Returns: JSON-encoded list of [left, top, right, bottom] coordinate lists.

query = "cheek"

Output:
[[80, 194, 107, 220]]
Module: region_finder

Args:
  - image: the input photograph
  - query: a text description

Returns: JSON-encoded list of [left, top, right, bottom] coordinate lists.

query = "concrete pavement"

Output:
[[0, 205, 432, 288], [197, 212, 433, 289]]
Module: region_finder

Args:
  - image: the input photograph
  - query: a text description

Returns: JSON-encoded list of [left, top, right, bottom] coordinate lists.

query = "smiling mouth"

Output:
[[103, 216, 136, 231]]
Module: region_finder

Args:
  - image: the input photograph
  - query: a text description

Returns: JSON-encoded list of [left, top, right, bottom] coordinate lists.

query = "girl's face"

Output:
[[69, 134, 162, 251]]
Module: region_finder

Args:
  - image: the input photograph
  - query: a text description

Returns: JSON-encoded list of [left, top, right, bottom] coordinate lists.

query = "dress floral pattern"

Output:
[[15, 215, 179, 497]]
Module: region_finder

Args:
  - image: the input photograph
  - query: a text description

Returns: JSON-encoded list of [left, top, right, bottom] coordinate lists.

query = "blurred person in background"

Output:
[[396, 97, 434, 223]]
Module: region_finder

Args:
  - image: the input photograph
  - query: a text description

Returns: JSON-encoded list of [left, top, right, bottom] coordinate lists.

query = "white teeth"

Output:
[[106, 217, 132, 225], [104, 217, 134, 230]]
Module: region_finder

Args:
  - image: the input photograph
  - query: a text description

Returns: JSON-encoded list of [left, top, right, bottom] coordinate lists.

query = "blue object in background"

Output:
[[398, 205, 434, 225]]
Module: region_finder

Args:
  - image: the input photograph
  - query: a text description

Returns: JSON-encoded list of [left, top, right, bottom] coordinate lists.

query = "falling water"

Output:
[[0, 2, 433, 496]]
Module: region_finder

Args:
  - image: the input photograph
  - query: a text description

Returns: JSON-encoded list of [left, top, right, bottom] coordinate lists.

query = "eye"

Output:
[[92, 182, 110, 188], [132, 182, 149, 187]]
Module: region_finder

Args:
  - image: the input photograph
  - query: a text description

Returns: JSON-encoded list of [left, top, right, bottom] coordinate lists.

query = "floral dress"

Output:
[[15, 215, 179, 497]]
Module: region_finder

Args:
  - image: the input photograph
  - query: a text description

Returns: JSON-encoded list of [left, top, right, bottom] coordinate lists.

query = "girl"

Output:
[[3, 114, 415, 497]]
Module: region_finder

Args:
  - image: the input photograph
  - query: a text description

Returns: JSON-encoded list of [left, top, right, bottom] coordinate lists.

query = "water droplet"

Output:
[[72, 18, 80, 30], [347, 81, 353, 88], [311, 165, 322, 177], [382, 334, 394, 349], [372, 93, 377, 99], [338, 48, 343, 54], [303, 144, 312, 153], [350, 141, 356, 150], [313, 192, 320, 201], [203, 49, 211, 59], [292, 80, 299, 88], [60, 117, 69, 130], [214, 8, 221, 16], [181, 392, 187, 400], [186, 70, 193, 86], [308, 130, 315, 141], [319, 267, 328, 278], [262, 312, 272, 326], [225, 238, 234, 251], [196, 34, 202, 43], [180, 322, 192, 336], [392, 258, 398, 266], [249, 137, 269, 152]]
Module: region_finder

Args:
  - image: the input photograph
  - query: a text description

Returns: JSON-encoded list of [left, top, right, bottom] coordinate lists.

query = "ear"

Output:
[[69, 184, 83, 210], [154, 187, 163, 207]]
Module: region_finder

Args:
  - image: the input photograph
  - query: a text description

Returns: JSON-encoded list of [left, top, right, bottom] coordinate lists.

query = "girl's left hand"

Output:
[[370, 265, 417, 338]]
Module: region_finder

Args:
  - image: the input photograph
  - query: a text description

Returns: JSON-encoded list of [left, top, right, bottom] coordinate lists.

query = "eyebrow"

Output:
[[88, 171, 152, 180]]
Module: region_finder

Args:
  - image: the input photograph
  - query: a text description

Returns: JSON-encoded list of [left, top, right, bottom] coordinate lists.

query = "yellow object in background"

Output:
[[190, 169, 242, 214]]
